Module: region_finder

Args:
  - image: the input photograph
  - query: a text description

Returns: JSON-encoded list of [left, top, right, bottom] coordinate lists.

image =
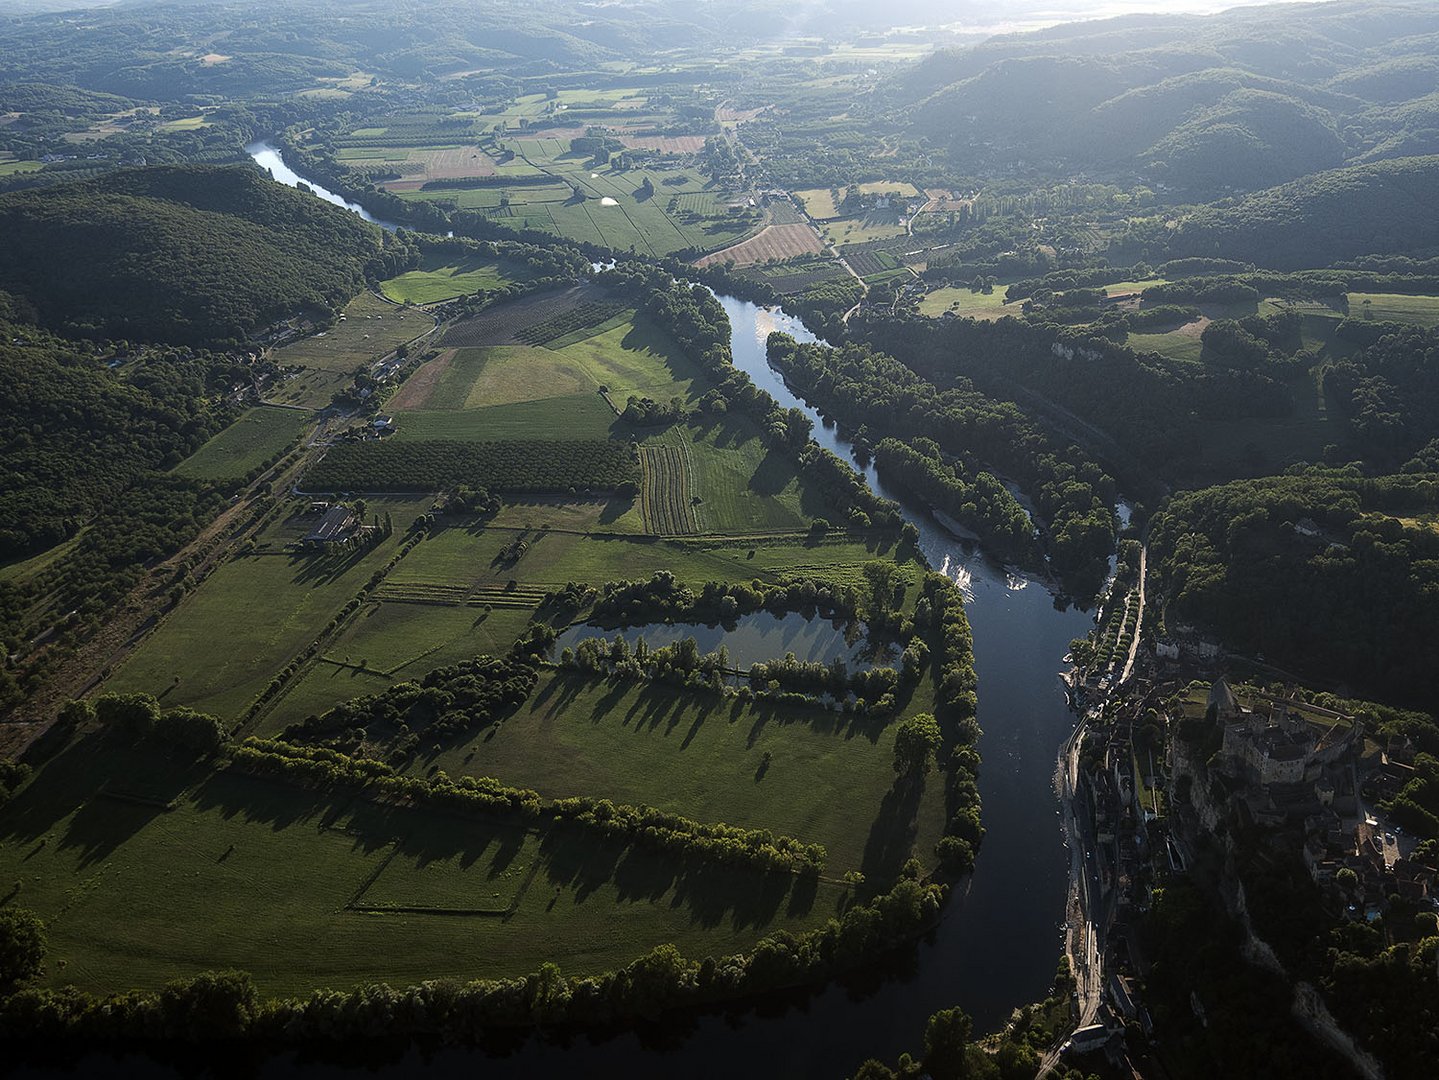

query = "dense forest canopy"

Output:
[[1150, 469, 1439, 703], [0, 165, 409, 344]]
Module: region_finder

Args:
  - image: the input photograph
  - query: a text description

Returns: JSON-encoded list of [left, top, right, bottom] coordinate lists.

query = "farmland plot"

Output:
[[694, 223, 824, 268], [639, 443, 699, 535]]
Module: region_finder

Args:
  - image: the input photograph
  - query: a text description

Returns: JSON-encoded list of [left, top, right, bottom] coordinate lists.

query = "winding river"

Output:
[[15, 148, 1093, 1078]]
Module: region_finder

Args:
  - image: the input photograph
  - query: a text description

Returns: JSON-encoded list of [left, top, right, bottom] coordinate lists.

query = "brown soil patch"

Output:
[[717, 106, 765, 123], [618, 134, 706, 154], [389, 349, 456, 410], [694, 223, 824, 268]]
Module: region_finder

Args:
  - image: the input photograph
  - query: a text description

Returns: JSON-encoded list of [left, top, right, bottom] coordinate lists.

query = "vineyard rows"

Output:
[[514, 299, 629, 347], [639, 444, 698, 535]]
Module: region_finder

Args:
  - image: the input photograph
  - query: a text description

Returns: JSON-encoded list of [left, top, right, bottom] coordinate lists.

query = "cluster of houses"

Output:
[[1202, 679, 1437, 921]]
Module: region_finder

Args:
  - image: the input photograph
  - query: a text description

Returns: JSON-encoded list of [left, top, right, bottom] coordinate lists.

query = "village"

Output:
[[1053, 598, 1437, 1074]]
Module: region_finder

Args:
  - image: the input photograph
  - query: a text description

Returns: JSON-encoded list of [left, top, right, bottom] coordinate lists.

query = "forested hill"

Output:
[[884, 3, 1439, 198], [1149, 469, 1439, 705], [1165, 156, 1439, 268], [0, 165, 413, 344]]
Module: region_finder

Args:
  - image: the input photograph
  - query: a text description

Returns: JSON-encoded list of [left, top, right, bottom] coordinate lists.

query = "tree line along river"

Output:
[[14, 147, 1097, 1079]]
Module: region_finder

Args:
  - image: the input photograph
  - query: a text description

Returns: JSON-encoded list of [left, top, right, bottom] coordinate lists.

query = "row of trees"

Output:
[[552, 797, 826, 874], [0, 876, 946, 1038], [305, 438, 639, 495]]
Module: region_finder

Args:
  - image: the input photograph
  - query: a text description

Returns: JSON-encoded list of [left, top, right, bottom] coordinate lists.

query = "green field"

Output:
[[0, 158, 42, 176], [919, 285, 1017, 320], [415, 669, 948, 876], [103, 502, 423, 722], [0, 748, 844, 995], [821, 213, 906, 247], [794, 187, 841, 219], [1346, 292, 1439, 327], [391, 313, 707, 441], [174, 406, 310, 481], [1127, 324, 1206, 363], [667, 418, 819, 533], [259, 603, 538, 731], [402, 164, 757, 257], [379, 253, 519, 305], [394, 394, 617, 440]]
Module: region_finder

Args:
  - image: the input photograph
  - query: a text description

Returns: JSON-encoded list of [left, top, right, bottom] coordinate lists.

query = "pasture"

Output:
[[269, 292, 434, 409], [820, 213, 906, 247], [0, 747, 845, 995], [174, 406, 310, 481], [258, 603, 538, 733], [1346, 292, 1439, 327], [416, 668, 949, 877], [0, 156, 42, 176], [794, 188, 842, 220], [401, 161, 758, 257], [396, 310, 705, 441], [918, 285, 1017, 320], [103, 502, 421, 722], [273, 292, 432, 373], [378, 252, 520, 304]]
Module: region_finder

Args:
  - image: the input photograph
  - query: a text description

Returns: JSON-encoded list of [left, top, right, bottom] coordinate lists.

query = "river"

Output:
[[12, 148, 1094, 1078]]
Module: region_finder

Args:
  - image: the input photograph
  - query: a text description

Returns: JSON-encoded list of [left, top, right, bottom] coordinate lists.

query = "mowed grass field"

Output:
[[174, 406, 310, 481], [390, 313, 707, 441], [1346, 292, 1439, 326], [259, 604, 538, 732], [378, 253, 520, 305], [919, 285, 1017, 320], [0, 743, 846, 996], [414, 669, 949, 877], [103, 500, 425, 722]]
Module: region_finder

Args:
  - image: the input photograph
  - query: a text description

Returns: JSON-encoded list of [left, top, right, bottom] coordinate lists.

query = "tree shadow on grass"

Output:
[[749, 448, 799, 497], [858, 774, 926, 886], [540, 827, 800, 932], [285, 544, 373, 588], [190, 771, 351, 837], [691, 411, 760, 452], [0, 731, 210, 870]]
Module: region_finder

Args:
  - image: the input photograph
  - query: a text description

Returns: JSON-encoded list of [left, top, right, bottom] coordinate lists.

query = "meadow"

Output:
[[378, 252, 520, 305], [1346, 291, 1439, 327], [0, 744, 846, 995], [103, 501, 422, 722], [390, 312, 706, 442], [174, 406, 310, 481], [414, 669, 949, 877], [918, 285, 1017, 320]]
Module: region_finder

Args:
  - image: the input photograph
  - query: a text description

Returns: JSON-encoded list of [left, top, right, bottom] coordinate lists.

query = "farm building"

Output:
[[303, 505, 357, 547]]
